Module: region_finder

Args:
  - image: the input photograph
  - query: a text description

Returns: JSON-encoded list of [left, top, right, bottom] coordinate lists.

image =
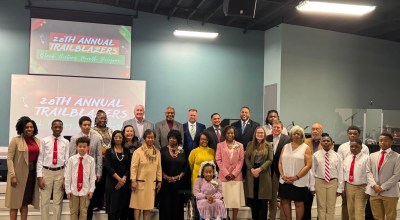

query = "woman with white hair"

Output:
[[278, 125, 312, 220]]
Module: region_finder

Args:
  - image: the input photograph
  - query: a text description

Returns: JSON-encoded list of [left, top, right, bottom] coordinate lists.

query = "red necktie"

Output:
[[378, 150, 386, 174], [349, 155, 355, 183], [324, 152, 330, 183], [52, 138, 58, 165], [216, 129, 221, 142], [77, 157, 83, 192]]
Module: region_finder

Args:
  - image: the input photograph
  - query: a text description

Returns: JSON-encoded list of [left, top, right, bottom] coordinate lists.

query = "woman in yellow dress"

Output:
[[188, 132, 215, 188]]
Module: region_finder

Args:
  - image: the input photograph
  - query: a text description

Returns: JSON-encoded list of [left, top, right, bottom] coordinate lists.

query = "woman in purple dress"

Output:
[[193, 161, 226, 220]]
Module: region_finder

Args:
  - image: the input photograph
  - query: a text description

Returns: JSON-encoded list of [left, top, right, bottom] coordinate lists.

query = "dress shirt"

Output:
[[343, 152, 369, 185], [337, 141, 370, 160], [65, 154, 96, 196], [189, 122, 197, 133], [263, 124, 288, 136], [310, 149, 344, 192], [272, 134, 281, 153], [135, 118, 145, 138], [37, 135, 70, 177]]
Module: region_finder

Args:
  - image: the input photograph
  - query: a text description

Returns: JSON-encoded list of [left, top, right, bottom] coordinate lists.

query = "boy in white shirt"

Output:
[[65, 137, 96, 220]]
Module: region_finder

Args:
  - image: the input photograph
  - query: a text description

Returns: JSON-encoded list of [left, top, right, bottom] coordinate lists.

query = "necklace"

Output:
[[114, 147, 124, 162]]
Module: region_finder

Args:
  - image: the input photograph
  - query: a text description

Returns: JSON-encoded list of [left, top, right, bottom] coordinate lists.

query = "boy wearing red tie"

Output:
[[343, 138, 369, 220], [65, 137, 96, 220], [366, 132, 400, 220]]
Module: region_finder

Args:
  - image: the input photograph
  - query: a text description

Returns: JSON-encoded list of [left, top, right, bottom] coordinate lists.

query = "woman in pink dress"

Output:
[[193, 161, 226, 220]]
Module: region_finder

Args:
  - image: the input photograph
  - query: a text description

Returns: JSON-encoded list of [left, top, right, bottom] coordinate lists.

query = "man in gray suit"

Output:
[[155, 106, 184, 149], [122, 104, 154, 145], [366, 132, 400, 220]]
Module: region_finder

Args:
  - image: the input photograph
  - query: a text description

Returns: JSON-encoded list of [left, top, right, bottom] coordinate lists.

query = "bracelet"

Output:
[[296, 175, 300, 180]]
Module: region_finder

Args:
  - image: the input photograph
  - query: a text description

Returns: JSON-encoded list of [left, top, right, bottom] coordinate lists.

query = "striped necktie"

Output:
[[324, 152, 330, 183]]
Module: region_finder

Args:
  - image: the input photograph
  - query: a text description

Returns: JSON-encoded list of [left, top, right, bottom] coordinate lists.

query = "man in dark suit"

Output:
[[231, 106, 260, 149], [122, 104, 154, 145], [204, 113, 224, 150], [183, 108, 206, 155], [267, 119, 290, 220], [231, 106, 260, 178], [155, 106, 184, 149]]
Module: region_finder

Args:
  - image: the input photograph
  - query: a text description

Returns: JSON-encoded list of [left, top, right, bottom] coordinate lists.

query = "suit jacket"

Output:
[[155, 120, 184, 149], [204, 126, 225, 151], [122, 118, 154, 144], [266, 133, 290, 178], [183, 122, 206, 155], [5, 136, 40, 209], [215, 141, 244, 181], [366, 149, 400, 197], [231, 119, 260, 150], [69, 130, 103, 177]]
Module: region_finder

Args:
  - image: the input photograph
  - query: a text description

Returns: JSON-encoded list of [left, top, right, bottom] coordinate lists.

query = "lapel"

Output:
[[132, 119, 139, 133], [380, 150, 392, 171], [162, 121, 169, 134]]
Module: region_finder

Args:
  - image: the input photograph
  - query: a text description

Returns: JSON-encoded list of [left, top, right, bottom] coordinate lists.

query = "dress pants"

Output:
[[345, 182, 367, 220], [247, 176, 268, 220], [369, 195, 398, 220], [303, 190, 313, 220], [315, 178, 338, 220], [269, 173, 285, 220], [70, 194, 90, 220], [40, 168, 65, 220]]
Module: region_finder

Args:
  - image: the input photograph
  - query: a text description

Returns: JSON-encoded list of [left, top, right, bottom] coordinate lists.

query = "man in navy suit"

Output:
[[204, 113, 224, 150], [183, 108, 206, 156], [231, 106, 260, 178]]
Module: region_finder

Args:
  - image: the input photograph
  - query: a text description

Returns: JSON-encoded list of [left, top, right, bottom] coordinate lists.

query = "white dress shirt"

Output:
[[343, 152, 369, 185], [309, 149, 344, 192], [337, 141, 369, 160], [64, 154, 96, 196], [135, 118, 145, 139], [272, 134, 281, 153], [37, 135, 70, 177]]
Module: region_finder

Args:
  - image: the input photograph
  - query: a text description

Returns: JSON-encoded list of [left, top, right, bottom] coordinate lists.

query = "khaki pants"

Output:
[[70, 194, 90, 220], [315, 178, 338, 220], [268, 173, 285, 220], [40, 168, 65, 220], [369, 195, 398, 220], [345, 183, 367, 220]]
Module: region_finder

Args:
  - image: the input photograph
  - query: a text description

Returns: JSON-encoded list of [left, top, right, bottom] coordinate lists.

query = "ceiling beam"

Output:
[[153, 0, 161, 13], [244, 0, 299, 33], [202, 1, 223, 25], [168, 0, 184, 19], [188, 0, 207, 19]]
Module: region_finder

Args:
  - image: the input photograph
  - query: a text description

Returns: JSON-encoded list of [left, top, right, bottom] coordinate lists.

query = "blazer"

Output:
[[266, 133, 290, 178], [122, 118, 154, 144], [244, 141, 273, 200], [69, 131, 103, 177], [183, 122, 206, 154], [155, 120, 184, 149], [204, 126, 225, 151], [215, 141, 244, 181], [231, 119, 260, 150], [5, 136, 40, 209], [366, 149, 400, 197]]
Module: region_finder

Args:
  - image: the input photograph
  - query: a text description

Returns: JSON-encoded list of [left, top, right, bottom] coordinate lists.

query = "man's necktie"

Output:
[[349, 155, 355, 183], [52, 138, 58, 165], [77, 157, 83, 192], [378, 150, 386, 174], [324, 152, 330, 183], [190, 124, 195, 140]]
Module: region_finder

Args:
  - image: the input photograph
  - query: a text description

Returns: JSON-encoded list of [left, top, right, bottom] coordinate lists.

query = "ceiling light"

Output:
[[296, 1, 376, 16], [173, 30, 219, 39]]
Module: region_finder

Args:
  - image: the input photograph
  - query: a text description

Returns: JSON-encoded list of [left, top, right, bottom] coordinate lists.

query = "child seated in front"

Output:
[[193, 161, 226, 220]]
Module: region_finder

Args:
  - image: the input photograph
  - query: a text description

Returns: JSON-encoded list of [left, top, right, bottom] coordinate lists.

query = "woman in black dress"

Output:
[[104, 130, 132, 220], [159, 130, 188, 220]]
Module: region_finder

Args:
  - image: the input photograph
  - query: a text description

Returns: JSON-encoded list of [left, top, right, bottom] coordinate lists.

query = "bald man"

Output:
[[122, 105, 154, 145], [303, 122, 326, 220]]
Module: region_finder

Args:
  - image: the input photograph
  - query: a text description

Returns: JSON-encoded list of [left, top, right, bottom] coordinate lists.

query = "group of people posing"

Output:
[[5, 105, 400, 220]]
